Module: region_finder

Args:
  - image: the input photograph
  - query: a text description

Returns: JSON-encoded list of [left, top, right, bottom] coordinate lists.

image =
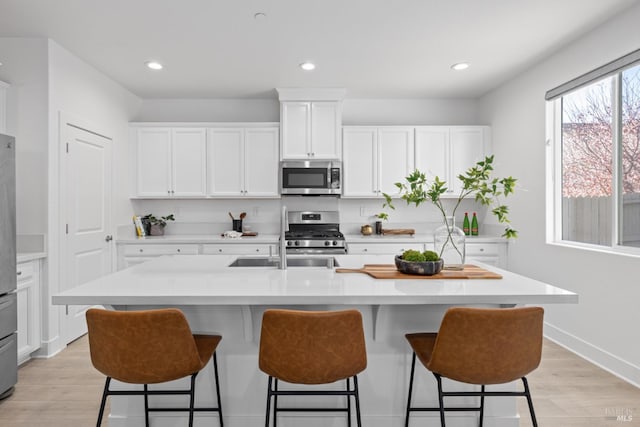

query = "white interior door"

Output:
[[62, 123, 112, 344]]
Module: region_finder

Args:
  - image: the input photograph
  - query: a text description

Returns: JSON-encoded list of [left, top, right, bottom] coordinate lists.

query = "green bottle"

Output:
[[462, 212, 470, 236], [471, 212, 479, 236]]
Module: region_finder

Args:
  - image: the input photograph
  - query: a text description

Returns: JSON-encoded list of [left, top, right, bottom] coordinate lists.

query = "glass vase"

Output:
[[434, 216, 466, 270]]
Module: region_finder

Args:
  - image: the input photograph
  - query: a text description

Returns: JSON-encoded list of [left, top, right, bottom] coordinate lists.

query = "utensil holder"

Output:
[[232, 219, 243, 232]]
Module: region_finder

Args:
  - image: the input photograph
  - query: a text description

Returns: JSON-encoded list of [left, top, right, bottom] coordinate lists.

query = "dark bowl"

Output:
[[394, 255, 444, 276]]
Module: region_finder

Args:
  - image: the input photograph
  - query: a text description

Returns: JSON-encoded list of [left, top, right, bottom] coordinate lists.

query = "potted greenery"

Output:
[[395, 249, 444, 276], [374, 212, 389, 234], [143, 214, 175, 236], [383, 155, 517, 269]]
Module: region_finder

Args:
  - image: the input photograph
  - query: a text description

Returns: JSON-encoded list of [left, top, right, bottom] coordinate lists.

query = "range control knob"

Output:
[[324, 241, 331, 246], [294, 241, 300, 246], [287, 241, 293, 246], [333, 241, 339, 246]]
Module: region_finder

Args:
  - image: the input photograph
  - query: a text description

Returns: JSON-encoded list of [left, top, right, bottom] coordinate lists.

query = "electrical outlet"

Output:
[[360, 207, 366, 217]]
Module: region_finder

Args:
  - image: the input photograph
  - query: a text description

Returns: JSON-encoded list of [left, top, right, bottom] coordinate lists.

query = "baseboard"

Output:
[[544, 322, 640, 388], [31, 335, 64, 359]]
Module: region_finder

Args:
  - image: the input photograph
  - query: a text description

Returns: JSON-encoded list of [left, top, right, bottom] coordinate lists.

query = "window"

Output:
[[547, 50, 640, 252]]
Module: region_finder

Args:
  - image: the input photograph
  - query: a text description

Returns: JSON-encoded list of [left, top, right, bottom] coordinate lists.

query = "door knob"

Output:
[[105, 235, 113, 242]]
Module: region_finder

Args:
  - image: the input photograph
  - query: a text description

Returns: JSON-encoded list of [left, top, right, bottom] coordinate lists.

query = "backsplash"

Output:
[[123, 198, 490, 237]]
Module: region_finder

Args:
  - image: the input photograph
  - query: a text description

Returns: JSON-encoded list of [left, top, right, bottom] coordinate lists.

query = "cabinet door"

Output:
[[0, 81, 8, 135], [208, 128, 244, 196], [342, 128, 378, 197], [347, 243, 424, 255], [415, 127, 449, 190], [281, 102, 311, 159], [136, 128, 172, 196], [378, 127, 414, 196], [450, 127, 489, 194], [172, 128, 207, 196], [16, 261, 40, 364], [245, 127, 280, 197], [310, 102, 341, 159]]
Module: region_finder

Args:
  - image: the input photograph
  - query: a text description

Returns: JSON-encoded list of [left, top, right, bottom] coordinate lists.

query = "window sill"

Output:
[[547, 240, 640, 259]]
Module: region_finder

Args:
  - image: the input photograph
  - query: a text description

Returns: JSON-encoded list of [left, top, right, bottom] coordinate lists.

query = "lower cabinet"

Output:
[[466, 242, 508, 269], [119, 244, 199, 270], [117, 243, 277, 270], [201, 244, 274, 255], [347, 241, 507, 268], [347, 243, 424, 255], [16, 260, 41, 365]]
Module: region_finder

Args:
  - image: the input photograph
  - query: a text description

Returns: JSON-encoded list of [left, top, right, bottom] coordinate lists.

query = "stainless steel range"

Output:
[[284, 211, 346, 254]]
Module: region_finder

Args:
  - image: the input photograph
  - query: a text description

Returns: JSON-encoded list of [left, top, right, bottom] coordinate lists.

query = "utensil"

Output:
[[228, 212, 234, 220], [239, 212, 246, 220]]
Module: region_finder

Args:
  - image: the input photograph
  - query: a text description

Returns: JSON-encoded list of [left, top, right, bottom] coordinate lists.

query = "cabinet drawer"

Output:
[[347, 243, 423, 255], [466, 243, 499, 256], [16, 261, 35, 281], [123, 244, 199, 256], [202, 244, 272, 255]]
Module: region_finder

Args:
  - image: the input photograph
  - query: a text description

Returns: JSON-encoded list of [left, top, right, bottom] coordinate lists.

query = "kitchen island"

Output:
[[53, 255, 577, 427]]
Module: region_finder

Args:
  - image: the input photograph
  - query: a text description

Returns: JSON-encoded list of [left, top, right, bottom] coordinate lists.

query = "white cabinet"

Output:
[[134, 127, 207, 197], [208, 127, 279, 197], [280, 101, 342, 159], [347, 243, 424, 255], [16, 260, 41, 365], [118, 244, 199, 270], [201, 244, 274, 255], [466, 241, 507, 269], [415, 126, 490, 196], [0, 80, 8, 134], [342, 127, 414, 197]]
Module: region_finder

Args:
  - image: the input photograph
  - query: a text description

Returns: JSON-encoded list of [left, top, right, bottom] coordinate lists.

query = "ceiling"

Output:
[[0, 0, 637, 99]]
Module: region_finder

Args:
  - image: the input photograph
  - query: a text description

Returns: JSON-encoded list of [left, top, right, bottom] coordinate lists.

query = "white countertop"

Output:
[[116, 234, 280, 244], [344, 233, 506, 244], [52, 254, 577, 306], [17, 252, 47, 263]]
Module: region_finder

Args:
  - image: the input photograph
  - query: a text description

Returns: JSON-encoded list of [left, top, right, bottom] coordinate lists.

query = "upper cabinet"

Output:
[[0, 80, 9, 134], [134, 127, 207, 197], [342, 126, 414, 198], [415, 126, 491, 196], [277, 88, 345, 160], [208, 126, 279, 198]]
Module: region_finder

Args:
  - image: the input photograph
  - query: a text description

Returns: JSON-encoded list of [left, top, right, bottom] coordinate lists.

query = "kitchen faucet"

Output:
[[279, 205, 287, 270]]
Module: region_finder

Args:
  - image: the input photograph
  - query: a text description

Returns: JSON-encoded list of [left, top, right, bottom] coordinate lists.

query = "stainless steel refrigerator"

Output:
[[0, 133, 17, 399]]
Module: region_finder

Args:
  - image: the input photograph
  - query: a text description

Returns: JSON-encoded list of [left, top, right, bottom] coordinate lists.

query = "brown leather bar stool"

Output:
[[404, 306, 544, 427], [86, 308, 224, 427], [259, 309, 367, 427]]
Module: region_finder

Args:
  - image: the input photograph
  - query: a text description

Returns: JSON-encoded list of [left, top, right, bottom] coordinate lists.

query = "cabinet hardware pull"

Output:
[[17, 271, 22, 276], [105, 235, 113, 242], [139, 249, 143, 252], [177, 249, 181, 252]]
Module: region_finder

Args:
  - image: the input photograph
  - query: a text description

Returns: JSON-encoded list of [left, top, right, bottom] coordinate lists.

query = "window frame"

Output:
[[546, 61, 640, 257]]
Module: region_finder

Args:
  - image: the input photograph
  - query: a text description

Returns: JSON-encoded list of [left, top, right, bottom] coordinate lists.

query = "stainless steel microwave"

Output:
[[280, 160, 341, 195]]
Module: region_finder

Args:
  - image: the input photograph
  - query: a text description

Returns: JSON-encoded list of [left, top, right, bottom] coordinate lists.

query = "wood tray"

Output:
[[335, 264, 502, 279], [381, 228, 415, 235]]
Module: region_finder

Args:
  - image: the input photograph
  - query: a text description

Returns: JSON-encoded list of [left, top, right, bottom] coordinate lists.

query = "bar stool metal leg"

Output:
[[273, 378, 279, 427], [265, 376, 273, 427], [523, 377, 538, 427], [404, 352, 417, 427], [354, 375, 362, 427], [347, 378, 352, 427], [213, 353, 224, 427], [143, 383, 150, 427], [479, 385, 485, 427], [188, 373, 197, 427], [435, 374, 447, 427], [96, 377, 111, 427]]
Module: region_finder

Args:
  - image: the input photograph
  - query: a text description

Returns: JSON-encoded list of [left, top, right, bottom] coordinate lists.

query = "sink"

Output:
[[228, 257, 339, 268]]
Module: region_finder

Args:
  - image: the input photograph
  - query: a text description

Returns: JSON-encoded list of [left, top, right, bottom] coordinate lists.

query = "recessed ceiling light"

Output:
[[145, 61, 163, 70], [300, 62, 316, 71], [451, 62, 470, 71]]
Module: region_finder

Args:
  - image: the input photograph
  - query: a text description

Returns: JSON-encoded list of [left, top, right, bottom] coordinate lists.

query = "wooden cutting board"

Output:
[[335, 264, 502, 279], [381, 228, 415, 235]]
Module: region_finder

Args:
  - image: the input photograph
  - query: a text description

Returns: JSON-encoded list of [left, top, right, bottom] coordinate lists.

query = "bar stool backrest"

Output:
[[427, 307, 544, 385], [259, 309, 367, 385], [86, 308, 203, 384]]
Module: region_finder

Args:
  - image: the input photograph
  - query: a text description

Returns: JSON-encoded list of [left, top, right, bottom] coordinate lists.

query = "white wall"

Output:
[[46, 40, 141, 355], [478, 4, 640, 385], [0, 38, 49, 236]]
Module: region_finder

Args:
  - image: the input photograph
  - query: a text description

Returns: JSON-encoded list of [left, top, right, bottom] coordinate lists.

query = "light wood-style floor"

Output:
[[0, 336, 638, 426]]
